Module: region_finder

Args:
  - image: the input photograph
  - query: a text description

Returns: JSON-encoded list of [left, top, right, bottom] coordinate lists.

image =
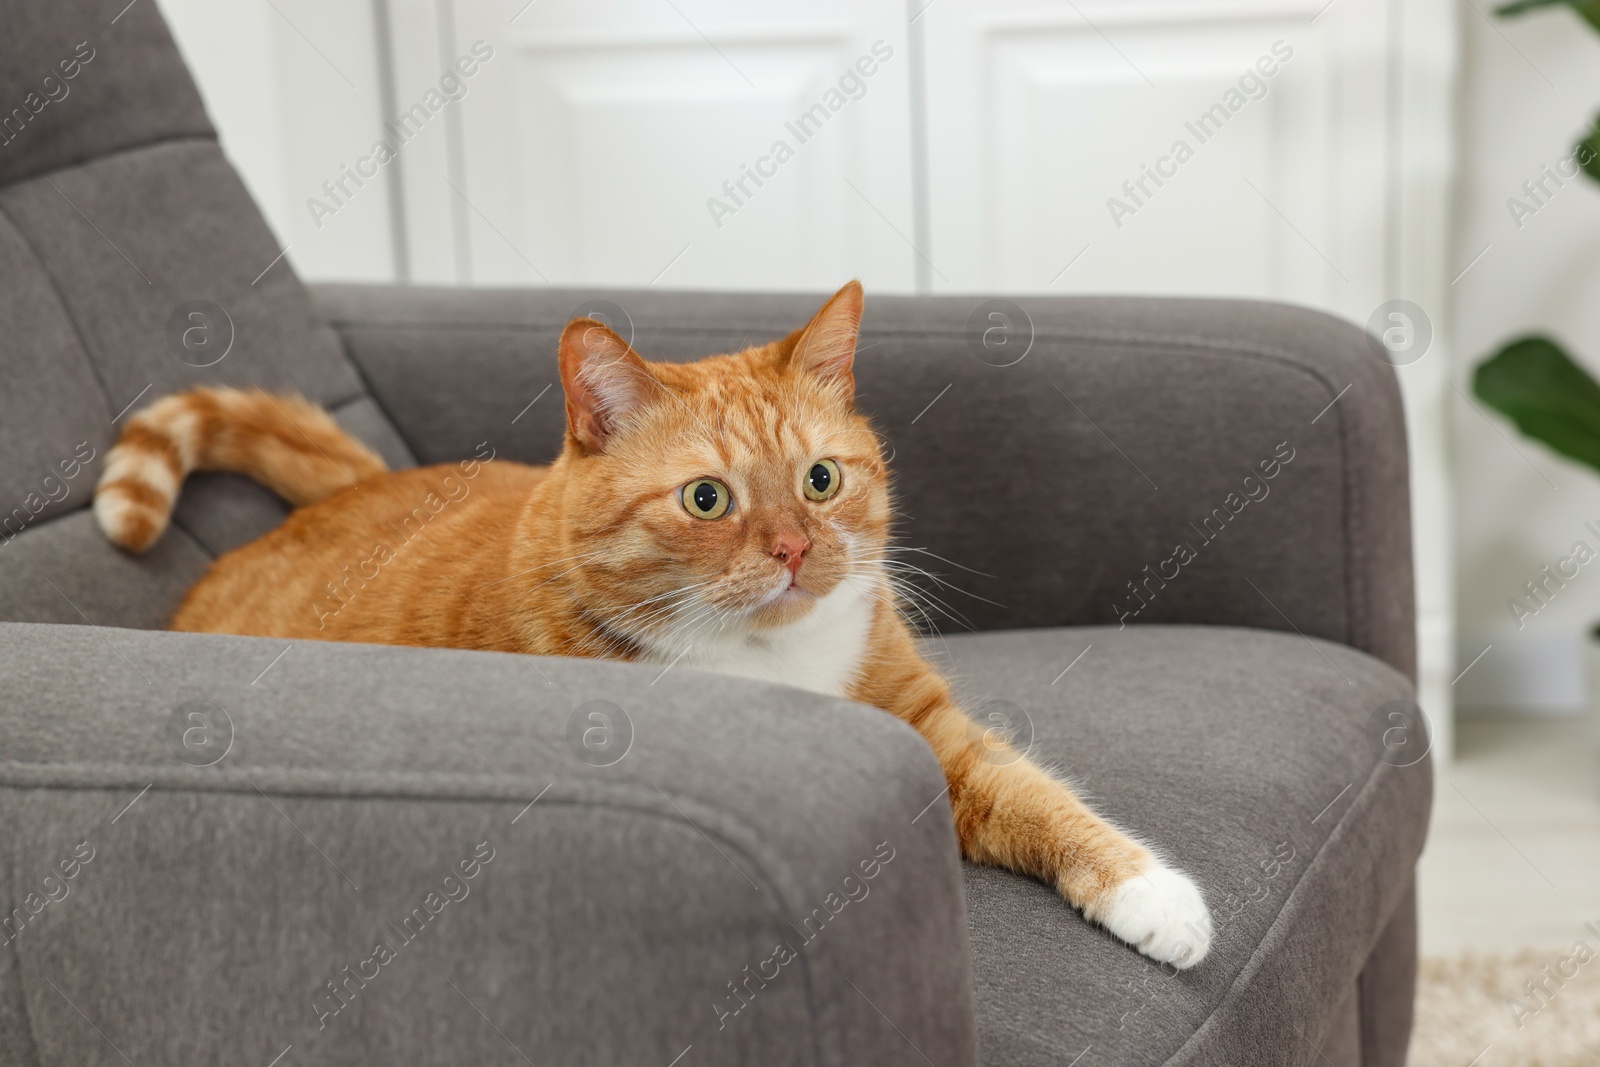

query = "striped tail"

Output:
[[94, 387, 387, 553]]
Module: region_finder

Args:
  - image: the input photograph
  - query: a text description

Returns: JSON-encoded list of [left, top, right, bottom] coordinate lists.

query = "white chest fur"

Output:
[[642, 577, 876, 699]]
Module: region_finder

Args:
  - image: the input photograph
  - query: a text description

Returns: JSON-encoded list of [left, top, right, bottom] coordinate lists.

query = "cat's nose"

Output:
[[770, 534, 811, 577]]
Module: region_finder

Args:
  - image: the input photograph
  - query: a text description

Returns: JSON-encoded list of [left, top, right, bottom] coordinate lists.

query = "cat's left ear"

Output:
[[788, 280, 863, 395]]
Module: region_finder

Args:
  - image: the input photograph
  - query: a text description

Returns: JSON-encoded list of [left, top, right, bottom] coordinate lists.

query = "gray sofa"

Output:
[[0, 4, 1431, 1065]]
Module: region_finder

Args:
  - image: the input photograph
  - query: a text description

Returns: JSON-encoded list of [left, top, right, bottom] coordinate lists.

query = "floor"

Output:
[[1419, 716, 1600, 956]]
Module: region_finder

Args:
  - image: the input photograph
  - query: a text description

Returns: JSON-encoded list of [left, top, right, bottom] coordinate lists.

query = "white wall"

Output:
[[155, 0, 399, 281], [1451, 5, 1600, 715]]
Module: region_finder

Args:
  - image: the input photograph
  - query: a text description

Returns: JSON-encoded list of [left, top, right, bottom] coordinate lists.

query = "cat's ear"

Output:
[[788, 280, 863, 394], [558, 318, 656, 455]]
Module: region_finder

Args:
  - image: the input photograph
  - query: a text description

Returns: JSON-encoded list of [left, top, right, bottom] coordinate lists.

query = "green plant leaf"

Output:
[[1496, 0, 1600, 32], [1474, 336, 1600, 473], [1580, 115, 1600, 184]]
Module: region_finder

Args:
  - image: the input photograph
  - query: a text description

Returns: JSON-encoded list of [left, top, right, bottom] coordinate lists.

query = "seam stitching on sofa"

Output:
[[0, 133, 219, 192], [328, 319, 1350, 360], [0, 200, 118, 425], [323, 311, 418, 468], [1157, 753, 1398, 1066], [3, 136, 372, 420]]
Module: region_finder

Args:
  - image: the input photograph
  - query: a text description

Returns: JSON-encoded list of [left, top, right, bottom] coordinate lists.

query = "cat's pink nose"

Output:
[[771, 534, 810, 577]]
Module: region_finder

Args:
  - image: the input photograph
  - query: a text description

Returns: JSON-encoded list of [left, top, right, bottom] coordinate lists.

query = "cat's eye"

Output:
[[681, 478, 732, 520], [804, 459, 841, 502]]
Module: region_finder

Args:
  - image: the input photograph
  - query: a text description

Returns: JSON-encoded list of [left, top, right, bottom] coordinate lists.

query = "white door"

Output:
[[918, 0, 1455, 755], [415, 0, 916, 291], [919, 0, 1389, 312]]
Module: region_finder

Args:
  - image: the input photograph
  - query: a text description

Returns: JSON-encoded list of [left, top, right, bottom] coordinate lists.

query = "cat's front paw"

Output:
[[1098, 863, 1212, 969]]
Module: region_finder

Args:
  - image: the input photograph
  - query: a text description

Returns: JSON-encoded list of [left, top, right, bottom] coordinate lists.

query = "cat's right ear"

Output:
[[558, 318, 655, 455]]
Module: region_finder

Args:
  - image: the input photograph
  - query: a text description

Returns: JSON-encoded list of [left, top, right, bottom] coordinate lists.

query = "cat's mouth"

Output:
[[762, 571, 810, 605], [742, 569, 820, 625], [776, 577, 809, 602]]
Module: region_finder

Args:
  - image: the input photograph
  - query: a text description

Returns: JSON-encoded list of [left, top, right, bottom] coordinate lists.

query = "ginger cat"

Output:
[[95, 282, 1212, 967]]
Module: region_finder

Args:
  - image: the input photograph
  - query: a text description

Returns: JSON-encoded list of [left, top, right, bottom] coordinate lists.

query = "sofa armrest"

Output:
[[314, 284, 1413, 681], [0, 622, 976, 1066]]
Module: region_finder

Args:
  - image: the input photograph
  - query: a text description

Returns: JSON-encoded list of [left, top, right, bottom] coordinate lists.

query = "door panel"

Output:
[[440, 0, 915, 291], [920, 0, 1389, 321]]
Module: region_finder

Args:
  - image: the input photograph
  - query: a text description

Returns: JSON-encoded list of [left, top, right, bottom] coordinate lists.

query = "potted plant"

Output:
[[1473, 0, 1600, 745]]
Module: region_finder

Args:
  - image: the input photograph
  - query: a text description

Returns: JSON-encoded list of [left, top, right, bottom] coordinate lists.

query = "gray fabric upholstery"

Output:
[[931, 625, 1429, 1066], [1359, 881, 1420, 1067], [0, 3, 1427, 1065], [0, 622, 976, 1067], [0, 510, 211, 631], [315, 283, 1416, 682], [0, 0, 211, 186], [0, 0, 415, 632], [1324, 985, 1362, 1067]]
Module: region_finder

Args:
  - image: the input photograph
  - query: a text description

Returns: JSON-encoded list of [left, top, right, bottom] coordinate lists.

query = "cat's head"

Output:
[[552, 281, 890, 647]]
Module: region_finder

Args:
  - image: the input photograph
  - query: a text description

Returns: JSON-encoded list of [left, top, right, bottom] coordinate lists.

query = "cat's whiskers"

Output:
[[577, 580, 718, 654], [846, 564, 960, 663], [842, 571, 901, 619], [575, 575, 750, 662], [855, 552, 1005, 613], [886, 544, 997, 579], [609, 577, 719, 617], [882, 569, 978, 633], [678, 603, 732, 650], [480, 549, 610, 588], [645, 598, 732, 670], [598, 585, 716, 633], [867, 560, 978, 612], [845, 565, 931, 628], [526, 553, 622, 594], [645, 615, 729, 685], [844, 560, 966, 639], [564, 624, 634, 661], [849, 575, 945, 658]]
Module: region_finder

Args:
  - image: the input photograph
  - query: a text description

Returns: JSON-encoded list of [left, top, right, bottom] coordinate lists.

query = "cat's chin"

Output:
[[744, 583, 818, 628]]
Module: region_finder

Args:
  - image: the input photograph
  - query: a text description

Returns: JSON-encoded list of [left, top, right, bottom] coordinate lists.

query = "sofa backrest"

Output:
[[326, 284, 1416, 682], [0, 0, 412, 630]]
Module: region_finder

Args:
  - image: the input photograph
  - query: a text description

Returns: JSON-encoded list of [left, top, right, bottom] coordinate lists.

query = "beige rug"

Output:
[[1411, 948, 1600, 1066]]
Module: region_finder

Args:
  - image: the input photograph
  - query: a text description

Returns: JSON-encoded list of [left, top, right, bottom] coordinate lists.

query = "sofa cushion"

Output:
[[933, 624, 1430, 1066]]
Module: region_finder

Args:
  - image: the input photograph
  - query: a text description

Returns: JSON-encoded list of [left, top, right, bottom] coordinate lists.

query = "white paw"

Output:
[[1099, 863, 1213, 969]]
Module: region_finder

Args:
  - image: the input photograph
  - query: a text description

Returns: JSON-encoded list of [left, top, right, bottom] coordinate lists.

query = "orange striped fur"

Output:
[[95, 282, 1212, 966], [95, 388, 386, 553]]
